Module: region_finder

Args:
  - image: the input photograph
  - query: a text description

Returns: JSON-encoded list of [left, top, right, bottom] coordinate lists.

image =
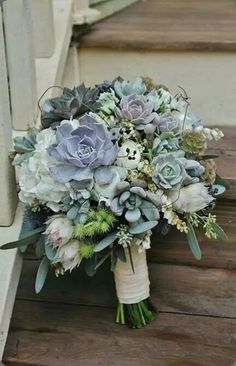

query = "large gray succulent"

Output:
[[114, 77, 147, 98], [152, 152, 205, 190], [48, 114, 118, 188], [111, 181, 161, 223], [114, 94, 159, 131]]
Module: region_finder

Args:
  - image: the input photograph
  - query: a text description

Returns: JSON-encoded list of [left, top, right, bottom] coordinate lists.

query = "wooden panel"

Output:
[[75, 0, 236, 51], [17, 259, 236, 318], [0, 7, 17, 225], [3, 300, 236, 366], [3, 0, 37, 130]]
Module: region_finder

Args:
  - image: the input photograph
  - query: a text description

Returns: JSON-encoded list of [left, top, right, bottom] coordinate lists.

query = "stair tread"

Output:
[[75, 0, 236, 51], [3, 300, 236, 366]]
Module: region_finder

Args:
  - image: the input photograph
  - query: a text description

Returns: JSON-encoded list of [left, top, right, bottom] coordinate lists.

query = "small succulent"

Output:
[[152, 153, 205, 190], [97, 89, 119, 116], [157, 113, 180, 134], [52, 189, 91, 224], [152, 132, 180, 155], [114, 94, 158, 131], [41, 83, 100, 129], [12, 128, 38, 166], [111, 181, 160, 222], [48, 114, 118, 188], [114, 77, 147, 98]]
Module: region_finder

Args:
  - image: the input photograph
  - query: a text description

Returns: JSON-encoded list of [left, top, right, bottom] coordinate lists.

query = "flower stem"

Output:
[[115, 299, 156, 328]]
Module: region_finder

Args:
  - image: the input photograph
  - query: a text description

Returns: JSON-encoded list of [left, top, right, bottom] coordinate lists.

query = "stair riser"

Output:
[[78, 49, 236, 126]]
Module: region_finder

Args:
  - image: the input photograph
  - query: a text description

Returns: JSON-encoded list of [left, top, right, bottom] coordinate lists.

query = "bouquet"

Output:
[[2, 77, 228, 329]]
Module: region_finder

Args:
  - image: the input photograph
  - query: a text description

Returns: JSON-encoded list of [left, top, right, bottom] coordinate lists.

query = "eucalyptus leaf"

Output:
[[94, 232, 117, 252], [129, 221, 158, 235], [1, 227, 45, 250], [35, 236, 45, 257], [35, 257, 50, 294], [94, 250, 112, 270], [186, 221, 202, 260], [84, 257, 97, 277], [212, 223, 228, 241], [45, 243, 57, 260]]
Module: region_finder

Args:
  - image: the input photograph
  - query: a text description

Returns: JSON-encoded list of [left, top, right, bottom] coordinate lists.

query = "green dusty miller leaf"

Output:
[[35, 257, 50, 294], [0, 227, 45, 250], [84, 257, 97, 277], [186, 221, 202, 260], [212, 223, 228, 241], [129, 221, 158, 235], [94, 232, 117, 252]]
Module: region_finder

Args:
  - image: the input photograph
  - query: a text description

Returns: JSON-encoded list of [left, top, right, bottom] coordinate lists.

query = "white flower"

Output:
[[18, 128, 68, 206], [195, 126, 224, 141], [167, 183, 214, 213], [116, 140, 141, 169], [53, 239, 82, 272], [45, 215, 74, 247]]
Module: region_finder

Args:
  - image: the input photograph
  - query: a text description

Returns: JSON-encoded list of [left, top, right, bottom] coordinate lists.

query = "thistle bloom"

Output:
[[167, 183, 214, 213], [45, 215, 74, 247], [53, 239, 82, 272]]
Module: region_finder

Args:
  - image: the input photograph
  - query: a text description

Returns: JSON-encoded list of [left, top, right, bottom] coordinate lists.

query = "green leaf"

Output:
[[94, 232, 117, 252], [45, 243, 57, 260], [35, 257, 50, 294], [115, 246, 127, 263], [84, 256, 97, 277], [186, 221, 202, 260], [1, 227, 44, 250], [35, 236, 45, 257], [110, 251, 117, 272], [215, 174, 230, 189], [129, 221, 158, 235], [94, 250, 112, 270], [199, 154, 219, 160], [212, 223, 228, 241]]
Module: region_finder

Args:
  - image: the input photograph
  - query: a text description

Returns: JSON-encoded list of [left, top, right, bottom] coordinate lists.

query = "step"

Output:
[[75, 0, 236, 51], [3, 126, 236, 365], [73, 0, 236, 127]]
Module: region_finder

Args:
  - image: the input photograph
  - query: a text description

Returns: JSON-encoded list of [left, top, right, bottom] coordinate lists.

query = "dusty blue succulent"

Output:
[[152, 152, 205, 190], [157, 113, 180, 134], [114, 77, 147, 98], [114, 94, 159, 131], [13, 128, 38, 166], [152, 132, 180, 155], [111, 181, 160, 223], [48, 114, 118, 188]]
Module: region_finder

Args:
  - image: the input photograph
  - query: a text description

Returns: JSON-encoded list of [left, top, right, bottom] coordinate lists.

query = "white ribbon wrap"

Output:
[[114, 246, 150, 304]]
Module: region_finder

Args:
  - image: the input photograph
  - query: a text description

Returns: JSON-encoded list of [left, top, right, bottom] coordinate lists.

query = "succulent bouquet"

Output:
[[1, 77, 228, 328]]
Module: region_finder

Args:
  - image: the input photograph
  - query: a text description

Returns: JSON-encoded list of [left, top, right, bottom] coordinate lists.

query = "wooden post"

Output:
[[3, 0, 37, 130], [0, 6, 17, 226], [30, 0, 55, 58]]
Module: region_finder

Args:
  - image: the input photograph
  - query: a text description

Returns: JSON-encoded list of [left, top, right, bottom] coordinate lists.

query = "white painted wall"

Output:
[[79, 49, 236, 126]]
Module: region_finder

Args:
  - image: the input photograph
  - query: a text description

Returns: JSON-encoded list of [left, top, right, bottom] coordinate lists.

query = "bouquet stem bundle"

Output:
[[114, 245, 155, 328]]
